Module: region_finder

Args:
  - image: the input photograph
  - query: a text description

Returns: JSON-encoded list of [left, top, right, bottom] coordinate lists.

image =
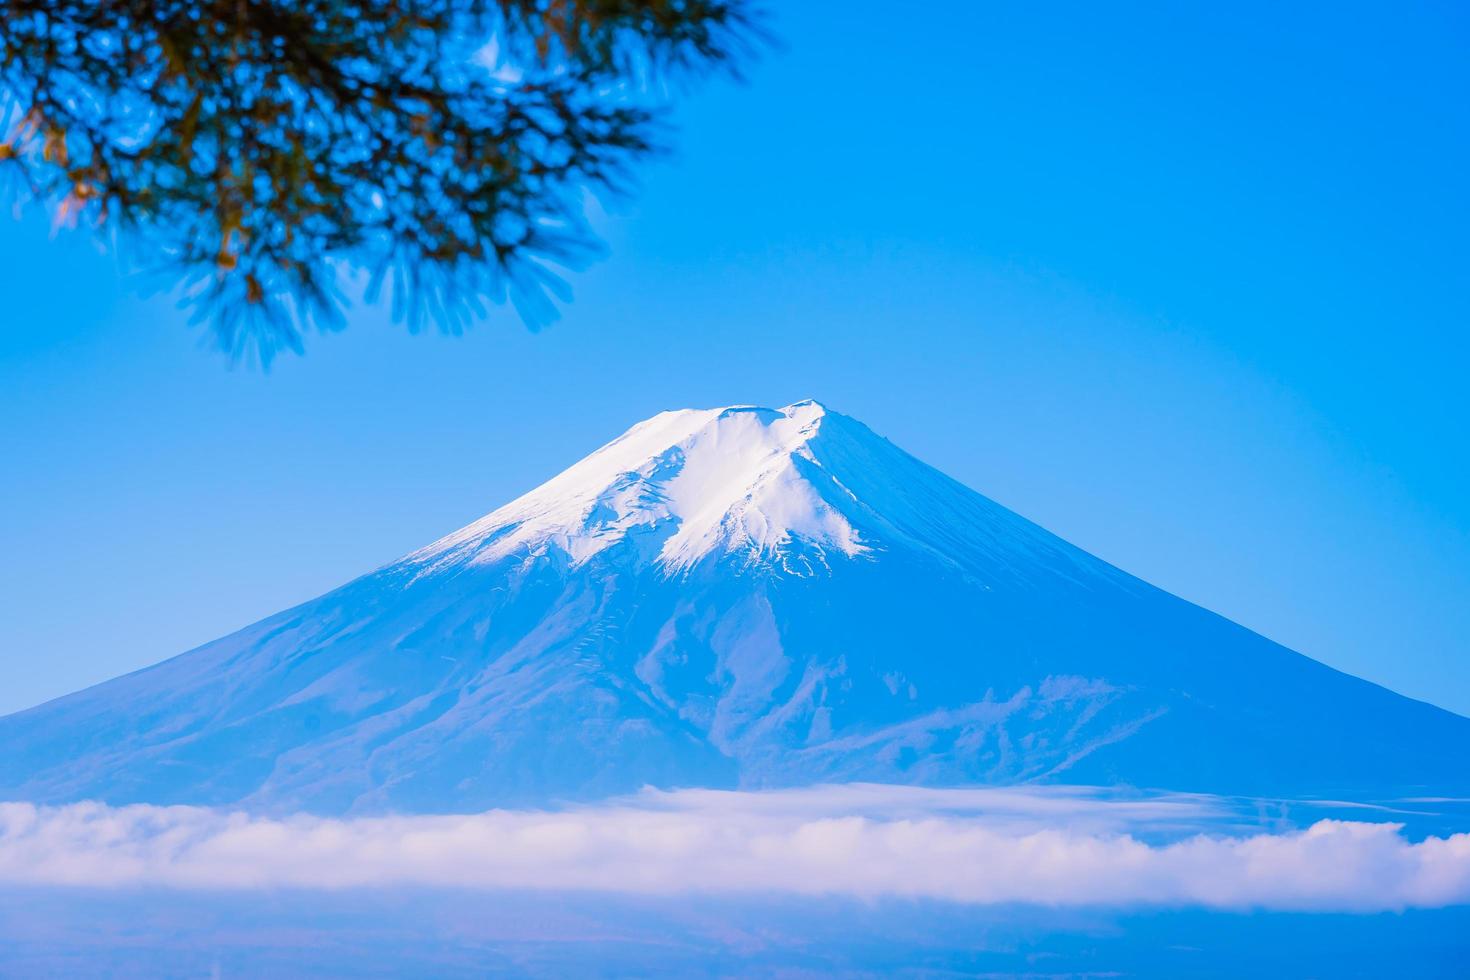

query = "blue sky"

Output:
[[1, 0, 1467, 717]]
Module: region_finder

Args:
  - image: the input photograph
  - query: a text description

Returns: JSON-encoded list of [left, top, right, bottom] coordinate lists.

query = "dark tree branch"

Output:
[[0, 0, 760, 362]]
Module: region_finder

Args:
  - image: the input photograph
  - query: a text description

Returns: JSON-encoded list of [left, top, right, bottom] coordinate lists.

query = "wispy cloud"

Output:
[[2, 785, 1467, 912]]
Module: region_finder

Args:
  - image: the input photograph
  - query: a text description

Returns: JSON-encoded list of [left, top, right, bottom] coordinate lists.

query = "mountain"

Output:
[[3, 401, 1467, 814]]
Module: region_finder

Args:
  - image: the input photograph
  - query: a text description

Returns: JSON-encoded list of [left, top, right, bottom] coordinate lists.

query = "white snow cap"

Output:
[[411, 400, 870, 574]]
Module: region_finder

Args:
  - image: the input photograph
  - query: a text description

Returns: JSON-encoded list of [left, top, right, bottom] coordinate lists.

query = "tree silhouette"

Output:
[[0, 0, 757, 360]]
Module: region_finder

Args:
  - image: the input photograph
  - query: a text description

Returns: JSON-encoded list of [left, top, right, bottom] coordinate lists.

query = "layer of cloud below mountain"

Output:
[[2, 784, 1467, 912]]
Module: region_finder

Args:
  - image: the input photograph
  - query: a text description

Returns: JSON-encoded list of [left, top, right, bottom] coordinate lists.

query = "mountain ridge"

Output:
[[3, 400, 1467, 814]]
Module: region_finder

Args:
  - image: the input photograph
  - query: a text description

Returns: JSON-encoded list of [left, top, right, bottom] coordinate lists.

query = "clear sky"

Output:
[[1, 0, 1466, 718]]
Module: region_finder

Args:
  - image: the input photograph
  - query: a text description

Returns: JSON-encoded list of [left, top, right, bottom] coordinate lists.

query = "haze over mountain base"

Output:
[[5, 888, 1470, 979]]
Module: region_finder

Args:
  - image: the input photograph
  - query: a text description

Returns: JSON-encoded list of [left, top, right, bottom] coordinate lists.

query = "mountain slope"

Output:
[[2, 401, 1467, 813]]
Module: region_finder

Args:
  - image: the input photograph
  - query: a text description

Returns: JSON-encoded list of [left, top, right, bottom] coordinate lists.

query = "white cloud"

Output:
[[1, 785, 1467, 912]]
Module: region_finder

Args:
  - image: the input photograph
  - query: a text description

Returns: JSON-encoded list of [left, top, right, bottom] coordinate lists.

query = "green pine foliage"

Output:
[[0, 1, 757, 360]]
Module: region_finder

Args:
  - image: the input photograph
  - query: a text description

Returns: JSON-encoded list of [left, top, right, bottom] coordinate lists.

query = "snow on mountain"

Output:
[[407, 400, 1097, 585], [410, 401, 871, 575], [2, 401, 1467, 814]]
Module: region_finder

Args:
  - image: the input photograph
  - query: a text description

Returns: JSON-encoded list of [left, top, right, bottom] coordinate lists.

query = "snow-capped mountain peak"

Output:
[[6, 400, 1468, 816], [410, 400, 870, 574]]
